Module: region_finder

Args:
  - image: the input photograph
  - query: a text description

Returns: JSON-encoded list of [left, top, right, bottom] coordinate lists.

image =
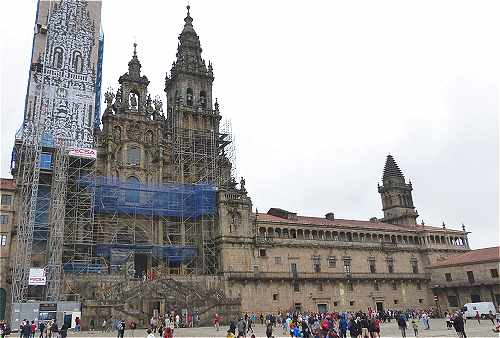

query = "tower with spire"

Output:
[[164, 5, 230, 186], [165, 5, 217, 129], [378, 155, 419, 226]]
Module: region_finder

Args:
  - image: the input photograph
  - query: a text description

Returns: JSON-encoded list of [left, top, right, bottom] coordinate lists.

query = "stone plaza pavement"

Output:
[[73, 319, 499, 337]]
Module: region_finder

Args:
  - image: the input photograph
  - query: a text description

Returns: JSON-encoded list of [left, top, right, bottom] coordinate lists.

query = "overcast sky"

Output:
[[1, 1, 498, 249]]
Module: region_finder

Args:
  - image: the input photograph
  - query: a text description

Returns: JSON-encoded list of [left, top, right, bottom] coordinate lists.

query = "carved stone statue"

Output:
[[104, 89, 115, 108], [214, 98, 219, 112], [153, 97, 163, 113], [114, 88, 122, 111], [146, 94, 153, 112], [129, 93, 138, 110], [240, 177, 246, 191]]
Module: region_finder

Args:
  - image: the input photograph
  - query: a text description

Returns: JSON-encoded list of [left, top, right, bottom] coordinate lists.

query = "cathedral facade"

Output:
[[2, 2, 472, 325], [81, 5, 471, 319]]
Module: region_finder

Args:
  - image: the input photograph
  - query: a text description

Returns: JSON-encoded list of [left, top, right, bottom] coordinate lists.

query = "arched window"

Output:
[[53, 47, 63, 68], [73, 51, 83, 73], [127, 144, 141, 165], [200, 90, 207, 108], [186, 88, 193, 106], [125, 176, 140, 204]]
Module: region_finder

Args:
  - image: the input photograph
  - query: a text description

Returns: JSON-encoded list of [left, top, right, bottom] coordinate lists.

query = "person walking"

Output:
[[488, 310, 495, 325], [265, 322, 273, 338], [213, 314, 221, 331], [237, 318, 246, 338], [339, 315, 348, 338], [146, 329, 155, 338], [117, 320, 125, 338], [452, 313, 467, 338], [474, 311, 480, 324], [411, 319, 418, 337], [30, 321, 36, 338], [37, 321, 45, 338], [74, 317, 80, 333], [397, 315, 407, 338], [59, 322, 68, 338]]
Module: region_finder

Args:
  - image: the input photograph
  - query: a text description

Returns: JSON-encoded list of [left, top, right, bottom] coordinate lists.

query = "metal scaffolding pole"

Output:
[[46, 145, 69, 300]]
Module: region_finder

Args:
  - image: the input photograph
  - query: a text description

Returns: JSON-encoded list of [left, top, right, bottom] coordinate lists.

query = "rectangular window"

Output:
[[0, 215, 8, 225], [333, 301, 338, 307], [471, 294, 481, 302], [127, 145, 141, 165], [445, 273, 452, 282], [40, 153, 52, 169], [369, 257, 376, 273], [419, 299, 424, 304], [387, 258, 394, 273], [328, 256, 336, 268], [272, 293, 279, 301], [349, 301, 355, 306], [467, 271, 475, 283], [343, 258, 352, 276], [0, 235, 6, 246], [411, 259, 419, 273], [347, 282, 354, 292], [1, 194, 12, 206], [392, 281, 398, 290], [293, 281, 300, 292], [291, 263, 298, 276], [448, 295, 459, 307], [373, 281, 379, 291], [294, 303, 302, 312], [259, 249, 267, 257], [394, 299, 399, 305], [490, 269, 499, 278], [313, 256, 321, 273], [416, 281, 422, 290], [275, 257, 282, 264]]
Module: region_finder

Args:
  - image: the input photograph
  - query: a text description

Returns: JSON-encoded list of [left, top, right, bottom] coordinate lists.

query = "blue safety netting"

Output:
[[63, 263, 105, 273], [94, 177, 217, 217]]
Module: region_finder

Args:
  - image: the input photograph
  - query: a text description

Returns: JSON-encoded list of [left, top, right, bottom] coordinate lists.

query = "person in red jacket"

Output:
[[475, 311, 481, 324], [213, 314, 221, 331]]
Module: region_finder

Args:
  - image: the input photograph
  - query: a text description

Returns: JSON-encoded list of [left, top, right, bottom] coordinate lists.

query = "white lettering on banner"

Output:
[[28, 268, 46, 286], [68, 147, 97, 159]]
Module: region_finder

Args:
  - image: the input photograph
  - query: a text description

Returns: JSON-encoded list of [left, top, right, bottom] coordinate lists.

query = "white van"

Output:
[[462, 302, 497, 319]]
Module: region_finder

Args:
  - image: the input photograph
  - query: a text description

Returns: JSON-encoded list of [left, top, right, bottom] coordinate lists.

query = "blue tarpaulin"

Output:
[[93, 177, 217, 218]]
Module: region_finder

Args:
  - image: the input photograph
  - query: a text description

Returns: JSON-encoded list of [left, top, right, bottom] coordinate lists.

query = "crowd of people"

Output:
[[217, 307, 497, 338], [1, 306, 499, 338], [0, 319, 71, 338]]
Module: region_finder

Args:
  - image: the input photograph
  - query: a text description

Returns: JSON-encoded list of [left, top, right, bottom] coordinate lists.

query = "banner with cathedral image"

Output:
[[24, 0, 102, 148]]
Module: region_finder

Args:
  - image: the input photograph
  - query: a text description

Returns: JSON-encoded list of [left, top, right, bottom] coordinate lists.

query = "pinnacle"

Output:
[[382, 154, 405, 181]]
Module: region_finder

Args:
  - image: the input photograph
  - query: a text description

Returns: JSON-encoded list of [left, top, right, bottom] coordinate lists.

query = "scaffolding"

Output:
[[168, 101, 225, 275], [45, 145, 69, 301], [62, 155, 96, 275], [11, 1, 53, 299]]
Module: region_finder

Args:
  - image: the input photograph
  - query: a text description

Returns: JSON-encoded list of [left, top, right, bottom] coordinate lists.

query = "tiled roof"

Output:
[[0, 178, 15, 191], [255, 212, 463, 234], [429, 246, 500, 268]]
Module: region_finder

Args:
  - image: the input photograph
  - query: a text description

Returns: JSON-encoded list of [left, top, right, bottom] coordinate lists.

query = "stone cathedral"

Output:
[[1, 3, 472, 325]]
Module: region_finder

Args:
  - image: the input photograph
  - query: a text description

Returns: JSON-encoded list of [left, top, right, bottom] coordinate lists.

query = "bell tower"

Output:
[[165, 5, 218, 132], [378, 155, 419, 226]]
